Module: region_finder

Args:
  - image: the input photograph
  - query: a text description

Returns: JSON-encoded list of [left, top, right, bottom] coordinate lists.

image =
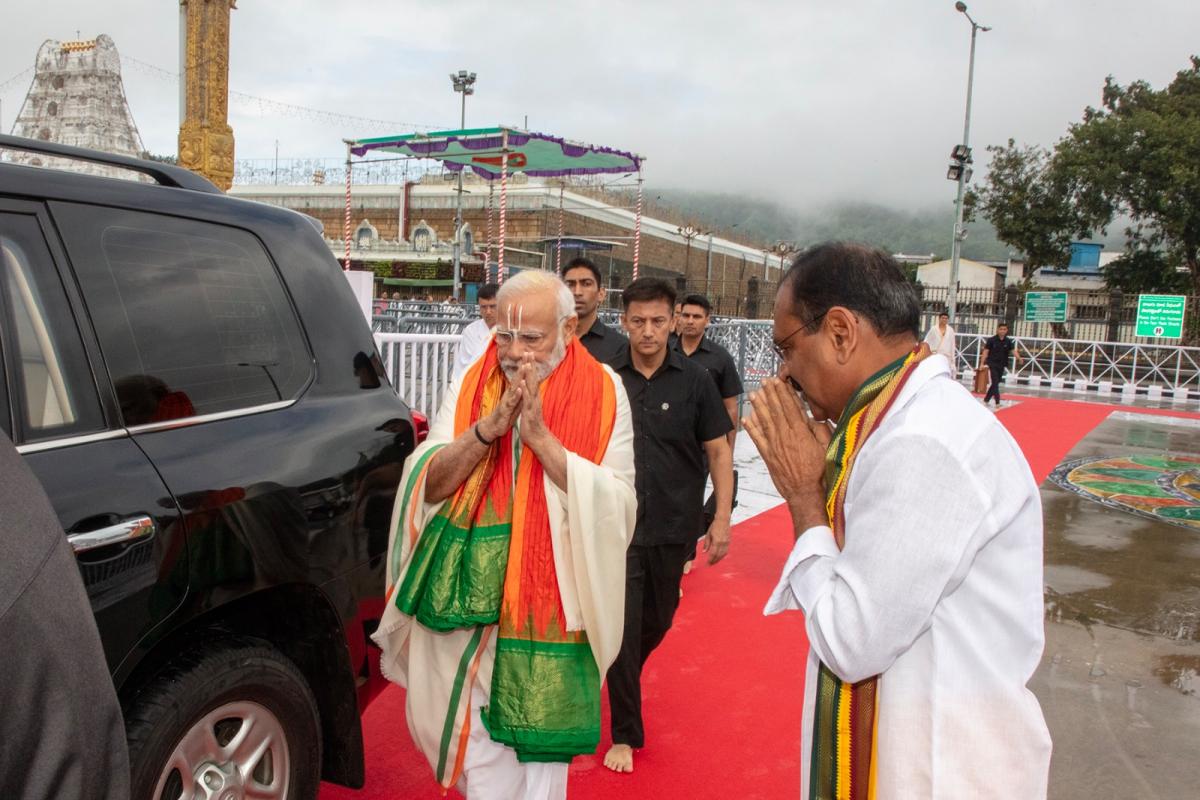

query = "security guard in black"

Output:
[[609, 346, 733, 544]]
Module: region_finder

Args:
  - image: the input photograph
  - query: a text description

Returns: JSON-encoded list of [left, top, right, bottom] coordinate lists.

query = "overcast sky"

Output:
[[2, 1, 1198, 210]]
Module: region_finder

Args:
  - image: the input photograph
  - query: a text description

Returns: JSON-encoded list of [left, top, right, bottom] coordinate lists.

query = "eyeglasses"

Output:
[[495, 330, 548, 347], [771, 311, 827, 360]]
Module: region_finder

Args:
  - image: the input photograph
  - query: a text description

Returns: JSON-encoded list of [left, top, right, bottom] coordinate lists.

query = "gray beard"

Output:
[[501, 335, 566, 383]]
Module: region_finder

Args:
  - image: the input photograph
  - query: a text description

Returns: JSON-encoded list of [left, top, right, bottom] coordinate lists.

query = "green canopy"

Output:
[[349, 127, 642, 180]]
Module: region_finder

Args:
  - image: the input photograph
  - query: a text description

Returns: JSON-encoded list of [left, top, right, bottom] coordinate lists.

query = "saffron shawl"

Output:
[[810, 345, 930, 800], [378, 336, 631, 789]]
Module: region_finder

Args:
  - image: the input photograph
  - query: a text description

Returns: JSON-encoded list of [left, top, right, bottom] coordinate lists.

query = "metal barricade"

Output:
[[373, 325, 1200, 424], [373, 315, 476, 335], [954, 333, 1200, 398], [375, 333, 461, 418], [705, 320, 778, 395]]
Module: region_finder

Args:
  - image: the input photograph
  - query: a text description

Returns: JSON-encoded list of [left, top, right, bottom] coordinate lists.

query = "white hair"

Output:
[[495, 270, 575, 321]]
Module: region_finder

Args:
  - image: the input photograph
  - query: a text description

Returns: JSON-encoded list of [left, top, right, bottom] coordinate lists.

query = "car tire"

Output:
[[124, 636, 321, 800]]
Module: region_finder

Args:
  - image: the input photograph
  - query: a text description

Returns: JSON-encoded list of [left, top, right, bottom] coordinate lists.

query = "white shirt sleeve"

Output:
[[764, 431, 993, 683], [453, 320, 491, 381]]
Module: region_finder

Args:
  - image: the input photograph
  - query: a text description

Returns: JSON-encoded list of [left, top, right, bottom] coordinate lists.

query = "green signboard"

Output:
[[1025, 291, 1068, 323], [1135, 294, 1186, 338]]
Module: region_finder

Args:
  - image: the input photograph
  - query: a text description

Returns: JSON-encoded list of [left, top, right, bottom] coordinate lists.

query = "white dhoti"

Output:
[[373, 364, 637, 797], [459, 680, 569, 800]]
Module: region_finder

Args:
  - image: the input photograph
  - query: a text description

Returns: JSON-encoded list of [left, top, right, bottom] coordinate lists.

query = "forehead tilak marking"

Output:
[[504, 304, 527, 333]]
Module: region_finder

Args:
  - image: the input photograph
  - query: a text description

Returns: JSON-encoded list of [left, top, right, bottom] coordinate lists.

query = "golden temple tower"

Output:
[[177, 0, 236, 190]]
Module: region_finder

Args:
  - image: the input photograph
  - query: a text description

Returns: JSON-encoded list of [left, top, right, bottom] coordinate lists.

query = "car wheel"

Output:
[[124, 637, 321, 800]]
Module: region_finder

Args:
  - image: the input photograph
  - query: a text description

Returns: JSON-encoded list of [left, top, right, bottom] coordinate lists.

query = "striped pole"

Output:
[[555, 185, 565, 275], [632, 171, 643, 281], [343, 142, 352, 271], [485, 180, 495, 277], [497, 129, 510, 284]]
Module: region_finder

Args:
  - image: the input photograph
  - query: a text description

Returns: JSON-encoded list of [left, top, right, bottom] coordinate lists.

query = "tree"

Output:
[[967, 140, 1081, 271], [1101, 246, 1189, 294], [1056, 56, 1200, 295], [974, 57, 1200, 297]]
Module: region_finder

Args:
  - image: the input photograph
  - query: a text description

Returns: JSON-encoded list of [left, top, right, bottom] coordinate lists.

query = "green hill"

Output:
[[648, 189, 1123, 263]]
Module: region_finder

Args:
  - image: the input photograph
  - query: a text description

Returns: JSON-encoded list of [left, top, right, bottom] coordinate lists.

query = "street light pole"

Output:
[[947, 3, 990, 324], [450, 70, 476, 300], [705, 233, 714, 295], [772, 241, 798, 283], [678, 224, 700, 288]]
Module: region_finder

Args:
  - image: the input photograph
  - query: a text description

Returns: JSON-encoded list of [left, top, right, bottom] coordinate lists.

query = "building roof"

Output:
[[232, 182, 787, 271]]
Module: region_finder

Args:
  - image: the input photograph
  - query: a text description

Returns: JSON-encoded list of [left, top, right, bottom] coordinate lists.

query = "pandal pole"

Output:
[[632, 169, 643, 281], [342, 140, 352, 270], [556, 185, 565, 275], [485, 180, 495, 280], [497, 129, 510, 284]]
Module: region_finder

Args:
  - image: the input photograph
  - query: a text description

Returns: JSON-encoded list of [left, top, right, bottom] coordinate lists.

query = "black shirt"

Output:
[[578, 318, 627, 364], [984, 335, 1016, 368], [673, 334, 744, 399], [610, 346, 734, 546]]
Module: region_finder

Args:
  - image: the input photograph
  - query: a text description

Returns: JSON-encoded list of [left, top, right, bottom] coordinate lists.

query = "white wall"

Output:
[[917, 258, 999, 289]]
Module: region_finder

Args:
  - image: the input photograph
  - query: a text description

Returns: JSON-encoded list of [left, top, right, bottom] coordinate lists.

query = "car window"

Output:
[[0, 212, 104, 441], [54, 206, 312, 426]]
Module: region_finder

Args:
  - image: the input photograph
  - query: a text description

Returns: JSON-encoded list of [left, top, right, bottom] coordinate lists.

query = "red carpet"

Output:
[[322, 395, 1197, 799], [321, 503, 807, 800], [994, 398, 1113, 483], [991, 396, 1200, 483]]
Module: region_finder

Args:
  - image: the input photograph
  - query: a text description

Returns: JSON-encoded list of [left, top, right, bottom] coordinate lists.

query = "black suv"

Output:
[[0, 135, 418, 799]]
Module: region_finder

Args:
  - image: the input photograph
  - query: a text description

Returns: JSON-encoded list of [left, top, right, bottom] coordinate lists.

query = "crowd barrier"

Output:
[[374, 324, 1200, 419]]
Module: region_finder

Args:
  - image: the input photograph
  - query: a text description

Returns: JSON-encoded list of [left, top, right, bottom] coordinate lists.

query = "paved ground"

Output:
[[1033, 410, 1200, 800], [1001, 383, 1200, 412]]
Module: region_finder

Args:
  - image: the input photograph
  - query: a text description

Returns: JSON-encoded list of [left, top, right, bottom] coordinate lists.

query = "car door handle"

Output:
[[68, 516, 156, 554]]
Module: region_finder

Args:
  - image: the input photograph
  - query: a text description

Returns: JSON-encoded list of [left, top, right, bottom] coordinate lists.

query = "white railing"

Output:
[[374, 329, 1200, 420], [375, 333, 461, 418], [953, 333, 1200, 399]]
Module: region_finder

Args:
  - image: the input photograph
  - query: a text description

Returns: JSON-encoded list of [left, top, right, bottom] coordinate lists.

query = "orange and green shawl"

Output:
[[392, 336, 617, 772], [809, 344, 930, 800]]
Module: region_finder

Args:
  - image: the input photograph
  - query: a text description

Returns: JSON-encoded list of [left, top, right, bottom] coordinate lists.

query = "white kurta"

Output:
[[453, 319, 493, 381], [373, 364, 637, 800], [764, 356, 1051, 799], [923, 324, 956, 376]]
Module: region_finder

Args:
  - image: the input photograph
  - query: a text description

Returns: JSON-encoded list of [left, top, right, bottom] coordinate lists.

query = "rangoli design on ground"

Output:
[[1049, 454, 1200, 530]]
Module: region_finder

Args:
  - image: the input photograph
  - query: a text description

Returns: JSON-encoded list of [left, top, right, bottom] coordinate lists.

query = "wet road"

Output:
[[1033, 412, 1200, 799]]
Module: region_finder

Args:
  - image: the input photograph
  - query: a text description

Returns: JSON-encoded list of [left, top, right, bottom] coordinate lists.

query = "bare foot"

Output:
[[603, 743, 634, 773]]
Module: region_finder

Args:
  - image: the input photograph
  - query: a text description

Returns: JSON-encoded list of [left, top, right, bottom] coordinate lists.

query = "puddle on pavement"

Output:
[[1035, 413, 1200, 799], [1041, 417, 1200, 643], [1043, 564, 1113, 595]]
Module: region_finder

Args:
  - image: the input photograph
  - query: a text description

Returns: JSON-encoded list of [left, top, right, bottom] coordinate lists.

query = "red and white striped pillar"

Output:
[[342, 142, 352, 271], [632, 171, 643, 281], [497, 130, 510, 284], [555, 185, 565, 275]]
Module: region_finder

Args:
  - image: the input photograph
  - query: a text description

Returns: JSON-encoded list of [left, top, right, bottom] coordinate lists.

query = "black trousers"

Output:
[[984, 364, 1005, 404], [606, 542, 691, 748]]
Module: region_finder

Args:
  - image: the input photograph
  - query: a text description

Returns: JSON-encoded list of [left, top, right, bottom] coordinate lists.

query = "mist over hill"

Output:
[[650, 189, 1123, 263]]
